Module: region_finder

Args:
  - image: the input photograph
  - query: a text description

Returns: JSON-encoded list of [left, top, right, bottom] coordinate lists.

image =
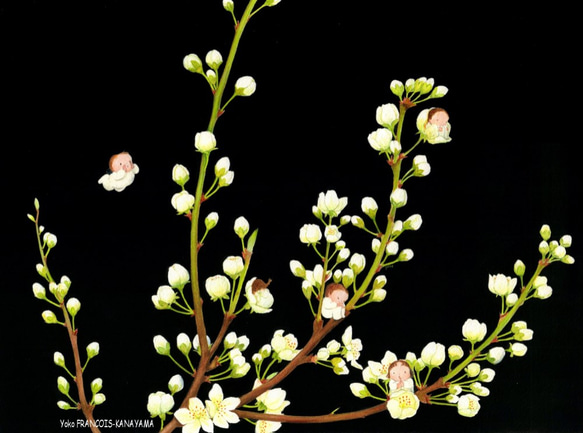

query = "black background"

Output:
[[1, 1, 582, 432]]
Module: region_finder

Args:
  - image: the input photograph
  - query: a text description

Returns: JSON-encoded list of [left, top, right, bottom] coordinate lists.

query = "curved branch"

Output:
[[235, 402, 387, 424]]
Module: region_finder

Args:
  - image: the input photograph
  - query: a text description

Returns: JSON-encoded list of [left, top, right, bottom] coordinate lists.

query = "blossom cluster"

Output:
[[315, 326, 363, 374]]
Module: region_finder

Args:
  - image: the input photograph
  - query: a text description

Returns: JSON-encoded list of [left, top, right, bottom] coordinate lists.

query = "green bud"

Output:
[[42, 310, 59, 325], [66, 298, 81, 316], [54, 351, 66, 368], [390, 80, 404, 98], [57, 401, 75, 410], [91, 378, 103, 394], [513, 259, 525, 277], [540, 224, 551, 241], [57, 376, 70, 395], [86, 342, 100, 359]]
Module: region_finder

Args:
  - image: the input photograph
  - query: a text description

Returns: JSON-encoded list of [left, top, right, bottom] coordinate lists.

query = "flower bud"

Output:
[[234, 216, 250, 238], [513, 259, 525, 277], [57, 376, 70, 395], [430, 85, 448, 98], [171, 190, 195, 214], [215, 156, 231, 177], [448, 345, 463, 361], [86, 342, 100, 359], [183, 54, 203, 73], [168, 263, 190, 289], [486, 347, 505, 365], [376, 103, 399, 129], [299, 224, 322, 245], [168, 374, 184, 394], [398, 249, 414, 262], [176, 333, 192, 356], [54, 351, 65, 367], [462, 319, 487, 344], [509, 342, 528, 357], [147, 392, 175, 417], [349, 253, 366, 274], [372, 275, 387, 290], [93, 393, 106, 405], [172, 164, 190, 186], [361, 197, 378, 218], [32, 282, 46, 299], [350, 383, 371, 398], [205, 212, 219, 230], [153, 335, 171, 356], [289, 260, 306, 278], [43, 232, 58, 248], [540, 224, 551, 241], [367, 128, 393, 153], [223, 256, 245, 279], [403, 214, 422, 231], [194, 131, 217, 153], [370, 288, 386, 302], [351, 215, 365, 229], [560, 235, 572, 248], [390, 80, 404, 98], [390, 188, 408, 208], [234, 76, 256, 96], [223, 0, 234, 12], [91, 378, 103, 394], [465, 362, 481, 377], [42, 310, 59, 324], [57, 401, 75, 410], [66, 298, 81, 317], [421, 342, 446, 367], [205, 50, 223, 70], [412, 155, 431, 176], [205, 275, 231, 301]]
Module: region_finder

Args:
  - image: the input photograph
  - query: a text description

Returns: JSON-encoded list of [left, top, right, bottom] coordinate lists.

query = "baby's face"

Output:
[[329, 288, 349, 307], [111, 153, 134, 172], [428, 111, 449, 126], [390, 363, 411, 382]]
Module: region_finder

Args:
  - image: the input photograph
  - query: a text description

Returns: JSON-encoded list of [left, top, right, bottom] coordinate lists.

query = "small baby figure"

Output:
[[98, 152, 140, 192], [417, 107, 451, 144], [388, 360, 415, 394], [321, 283, 349, 320]]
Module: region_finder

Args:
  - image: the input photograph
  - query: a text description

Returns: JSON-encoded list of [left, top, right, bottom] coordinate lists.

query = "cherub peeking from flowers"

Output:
[[98, 151, 140, 192], [388, 360, 415, 394], [321, 283, 349, 320], [417, 107, 451, 144]]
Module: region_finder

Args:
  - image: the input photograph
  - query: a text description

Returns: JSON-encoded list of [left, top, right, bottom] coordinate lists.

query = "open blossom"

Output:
[[205, 384, 240, 428], [174, 396, 213, 433], [457, 394, 481, 417], [271, 330, 299, 361], [363, 350, 398, 383], [317, 190, 348, 217], [342, 326, 363, 369], [386, 389, 420, 420], [488, 273, 517, 297]]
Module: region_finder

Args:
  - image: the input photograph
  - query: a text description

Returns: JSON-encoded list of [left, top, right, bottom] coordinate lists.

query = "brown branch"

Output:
[[235, 402, 387, 424]]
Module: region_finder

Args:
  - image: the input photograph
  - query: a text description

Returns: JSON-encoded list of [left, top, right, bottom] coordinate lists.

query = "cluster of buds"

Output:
[[146, 374, 183, 429], [152, 263, 194, 315], [171, 134, 235, 215], [28, 200, 104, 412], [252, 329, 300, 380], [183, 48, 256, 102]]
